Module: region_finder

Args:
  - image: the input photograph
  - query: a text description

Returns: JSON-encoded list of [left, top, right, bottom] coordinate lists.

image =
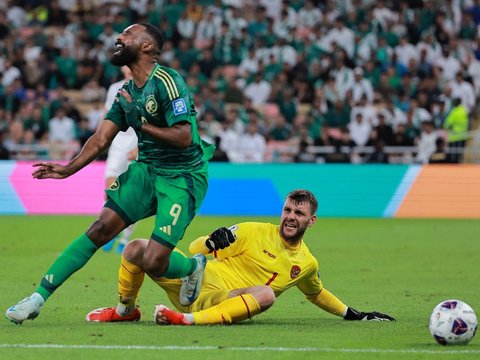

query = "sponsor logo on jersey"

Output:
[[263, 249, 276, 259], [172, 98, 187, 116], [146, 95, 158, 114], [109, 179, 120, 190], [290, 265, 301, 279]]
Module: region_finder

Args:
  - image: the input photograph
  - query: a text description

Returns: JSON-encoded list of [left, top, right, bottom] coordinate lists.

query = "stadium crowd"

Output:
[[0, 0, 479, 164]]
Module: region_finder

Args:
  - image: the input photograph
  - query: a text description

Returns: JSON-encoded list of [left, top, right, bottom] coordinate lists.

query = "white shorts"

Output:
[[105, 128, 138, 178]]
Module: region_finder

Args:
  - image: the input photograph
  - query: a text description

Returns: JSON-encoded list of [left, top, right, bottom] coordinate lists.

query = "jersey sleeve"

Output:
[[296, 257, 323, 295], [105, 85, 128, 131], [296, 256, 347, 317], [305, 288, 347, 317], [154, 68, 193, 127]]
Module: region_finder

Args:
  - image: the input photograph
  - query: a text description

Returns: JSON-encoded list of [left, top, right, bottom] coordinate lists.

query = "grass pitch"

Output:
[[0, 216, 479, 360]]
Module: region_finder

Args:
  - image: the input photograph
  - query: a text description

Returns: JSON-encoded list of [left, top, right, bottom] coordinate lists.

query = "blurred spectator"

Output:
[[200, 110, 222, 140], [176, 10, 195, 40], [297, 0, 323, 30], [0, 84, 22, 115], [429, 137, 454, 164], [0, 129, 9, 159], [238, 47, 259, 77], [365, 139, 389, 164], [294, 140, 316, 163], [348, 112, 371, 146], [1, 60, 21, 87], [443, 97, 469, 163], [195, 8, 220, 49], [81, 79, 106, 103], [434, 45, 461, 81], [218, 117, 240, 162], [269, 114, 292, 141], [448, 71, 476, 113], [86, 102, 104, 133], [210, 135, 229, 162], [23, 105, 48, 141], [48, 107, 78, 159], [236, 120, 267, 163], [325, 99, 350, 128], [431, 96, 450, 128], [415, 121, 438, 164], [0, 10, 11, 40], [223, 76, 244, 104], [349, 67, 374, 104], [244, 72, 272, 106], [3, 120, 24, 154], [46, 0, 68, 27], [370, 113, 395, 146]]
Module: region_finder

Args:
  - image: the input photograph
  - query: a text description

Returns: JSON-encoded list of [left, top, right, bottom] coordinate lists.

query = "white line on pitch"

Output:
[[0, 344, 479, 354]]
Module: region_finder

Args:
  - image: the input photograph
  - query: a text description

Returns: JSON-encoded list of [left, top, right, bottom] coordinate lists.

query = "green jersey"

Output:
[[106, 63, 214, 173]]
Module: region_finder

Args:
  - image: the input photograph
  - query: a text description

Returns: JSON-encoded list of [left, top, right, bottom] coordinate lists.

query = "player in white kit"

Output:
[[103, 66, 138, 253]]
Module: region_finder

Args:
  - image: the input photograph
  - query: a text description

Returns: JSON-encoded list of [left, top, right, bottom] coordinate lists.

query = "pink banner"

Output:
[[11, 161, 106, 214]]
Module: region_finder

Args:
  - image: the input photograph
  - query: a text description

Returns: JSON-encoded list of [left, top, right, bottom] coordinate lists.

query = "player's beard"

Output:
[[280, 220, 307, 244], [111, 43, 138, 66]]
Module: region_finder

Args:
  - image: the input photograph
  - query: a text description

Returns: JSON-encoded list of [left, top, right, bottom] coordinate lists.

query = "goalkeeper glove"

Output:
[[343, 307, 395, 321], [119, 94, 143, 131], [205, 227, 236, 252]]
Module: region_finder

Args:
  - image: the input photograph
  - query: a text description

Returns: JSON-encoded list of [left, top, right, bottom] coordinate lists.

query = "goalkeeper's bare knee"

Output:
[[253, 286, 276, 310]]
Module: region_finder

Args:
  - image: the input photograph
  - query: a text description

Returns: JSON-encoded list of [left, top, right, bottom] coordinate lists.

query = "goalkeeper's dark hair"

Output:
[[287, 189, 318, 214], [138, 23, 165, 56]]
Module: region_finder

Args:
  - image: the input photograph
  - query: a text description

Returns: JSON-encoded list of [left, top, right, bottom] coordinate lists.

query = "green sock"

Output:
[[162, 251, 196, 279], [36, 234, 98, 300]]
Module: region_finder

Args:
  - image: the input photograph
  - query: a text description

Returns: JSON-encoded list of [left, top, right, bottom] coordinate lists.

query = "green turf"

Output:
[[0, 216, 479, 360]]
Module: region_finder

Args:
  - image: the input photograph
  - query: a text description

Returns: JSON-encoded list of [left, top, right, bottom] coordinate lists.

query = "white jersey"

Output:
[[104, 79, 138, 178]]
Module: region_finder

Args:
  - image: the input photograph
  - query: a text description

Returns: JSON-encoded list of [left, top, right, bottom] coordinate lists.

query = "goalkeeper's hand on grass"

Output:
[[343, 307, 396, 321], [205, 227, 236, 252]]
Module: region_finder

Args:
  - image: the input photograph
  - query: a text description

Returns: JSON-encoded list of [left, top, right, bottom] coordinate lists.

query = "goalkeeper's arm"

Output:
[[305, 289, 395, 321]]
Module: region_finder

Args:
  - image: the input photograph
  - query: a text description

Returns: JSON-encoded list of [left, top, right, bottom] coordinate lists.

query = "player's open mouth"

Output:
[[114, 42, 125, 54], [284, 222, 297, 230]]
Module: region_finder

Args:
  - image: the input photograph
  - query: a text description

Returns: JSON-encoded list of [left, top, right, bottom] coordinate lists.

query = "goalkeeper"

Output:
[[87, 189, 395, 325]]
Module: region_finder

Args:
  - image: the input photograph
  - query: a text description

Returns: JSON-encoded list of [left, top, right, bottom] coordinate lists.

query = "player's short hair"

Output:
[[138, 23, 165, 55], [286, 189, 318, 215]]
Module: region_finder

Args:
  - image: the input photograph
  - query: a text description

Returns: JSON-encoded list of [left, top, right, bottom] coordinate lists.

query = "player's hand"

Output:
[[118, 89, 143, 131], [205, 227, 236, 252], [32, 162, 71, 179], [343, 307, 396, 321], [127, 148, 138, 161]]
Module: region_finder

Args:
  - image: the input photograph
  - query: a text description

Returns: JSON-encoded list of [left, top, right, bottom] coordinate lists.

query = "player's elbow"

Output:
[[176, 129, 192, 148], [173, 122, 192, 148], [176, 133, 192, 148]]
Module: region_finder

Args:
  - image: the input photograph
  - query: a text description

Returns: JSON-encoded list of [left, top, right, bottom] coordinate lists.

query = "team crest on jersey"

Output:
[[290, 265, 301, 279], [109, 180, 120, 190], [172, 98, 187, 115], [145, 95, 158, 114]]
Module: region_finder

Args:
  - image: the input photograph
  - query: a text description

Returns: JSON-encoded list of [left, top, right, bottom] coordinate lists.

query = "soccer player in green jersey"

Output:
[[6, 23, 215, 324]]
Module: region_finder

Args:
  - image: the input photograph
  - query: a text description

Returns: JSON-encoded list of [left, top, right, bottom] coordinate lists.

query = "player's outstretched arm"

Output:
[[32, 120, 119, 179], [343, 307, 396, 321], [305, 288, 395, 321]]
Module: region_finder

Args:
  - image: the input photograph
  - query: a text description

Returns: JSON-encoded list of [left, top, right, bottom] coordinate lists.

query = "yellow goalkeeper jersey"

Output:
[[189, 222, 323, 297]]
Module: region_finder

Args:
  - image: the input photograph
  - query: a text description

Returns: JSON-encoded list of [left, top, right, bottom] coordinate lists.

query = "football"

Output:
[[429, 299, 477, 345]]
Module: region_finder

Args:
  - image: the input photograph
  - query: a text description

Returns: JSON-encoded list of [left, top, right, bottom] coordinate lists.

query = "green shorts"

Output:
[[105, 161, 208, 248]]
